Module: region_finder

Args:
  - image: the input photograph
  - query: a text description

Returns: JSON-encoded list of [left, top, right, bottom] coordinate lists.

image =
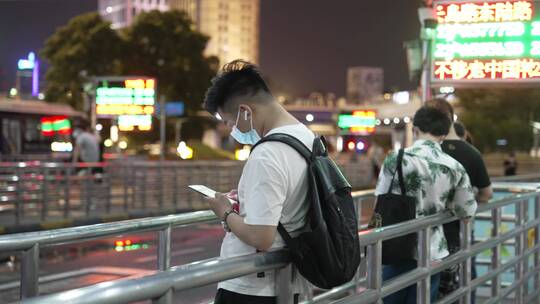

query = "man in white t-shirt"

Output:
[[204, 60, 313, 304]]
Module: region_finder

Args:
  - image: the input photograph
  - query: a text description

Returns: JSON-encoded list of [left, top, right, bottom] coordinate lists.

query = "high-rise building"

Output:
[[98, 0, 169, 29], [347, 67, 384, 104], [98, 0, 260, 65]]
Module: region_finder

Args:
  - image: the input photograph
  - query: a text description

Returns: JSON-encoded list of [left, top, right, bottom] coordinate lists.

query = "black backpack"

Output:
[[252, 133, 361, 289]]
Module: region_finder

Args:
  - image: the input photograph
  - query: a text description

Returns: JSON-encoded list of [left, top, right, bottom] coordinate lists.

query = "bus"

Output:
[[0, 98, 84, 161]]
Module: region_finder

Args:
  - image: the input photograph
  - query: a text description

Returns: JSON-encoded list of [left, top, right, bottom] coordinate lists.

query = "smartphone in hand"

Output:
[[188, 185, 217, 198]]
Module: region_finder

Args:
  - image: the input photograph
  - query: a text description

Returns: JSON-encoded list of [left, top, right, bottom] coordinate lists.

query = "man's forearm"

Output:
[[227, 213, 276, 251], [476, 187, 493, 204]]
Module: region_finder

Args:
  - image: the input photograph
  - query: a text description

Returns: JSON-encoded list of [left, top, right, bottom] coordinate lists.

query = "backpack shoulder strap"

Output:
[[251, 133, 312, 162], [252, 133, 313, 250]]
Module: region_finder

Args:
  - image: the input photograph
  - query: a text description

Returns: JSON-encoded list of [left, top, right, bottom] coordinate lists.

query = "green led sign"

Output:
[[338, 111, 377, 133], [432, 0, 540, 82], [338, 115, 376, 129], [435, 21, 540, 60], [95, 78, 156, 117]]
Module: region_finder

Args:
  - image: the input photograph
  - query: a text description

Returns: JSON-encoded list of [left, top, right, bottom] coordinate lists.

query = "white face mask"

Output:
[[230, 108, 261, 145]]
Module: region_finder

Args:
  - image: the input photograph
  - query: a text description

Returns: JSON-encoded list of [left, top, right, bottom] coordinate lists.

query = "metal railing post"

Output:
[[154, 225, 172, 304], [123, 164, 129, 212], [187, 166, 194, 209], [515, 200, 526, 304], [41, 167, 49, 220], [367, 240, 382, 304], [276, 263, 294, 304], [535, 196, 540, 300], [522, 200, 530, 297], [105, 164, 112, 214], [173, 168, 178, 211], [142, 168, 147, 210], [131, 165, 137, 209], [63, 166, 71, 218], [15, 165, 23, 225], [491, 207, 502, 297], [158, 164, 164, 211], [460, 219, 472, 304], [84, 170, 91, 217], [417, 227, 431, 304], [20, 243, 39, 299]]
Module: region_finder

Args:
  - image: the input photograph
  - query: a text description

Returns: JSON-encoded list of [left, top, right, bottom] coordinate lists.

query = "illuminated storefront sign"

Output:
[[41, 116, 71, 136], [436, 1, 533, 24], [338, 111, 377, 134], [18, 52, 37, 70], [17, 52, 40, 97], [433, 0, 540, 83], [96, 78, 155, 131], [118, 115, 152, 131], [51, 142, 73, 152]]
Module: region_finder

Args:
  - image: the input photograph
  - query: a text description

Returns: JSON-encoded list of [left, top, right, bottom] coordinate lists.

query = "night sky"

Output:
[[0, 0, 421, 98]]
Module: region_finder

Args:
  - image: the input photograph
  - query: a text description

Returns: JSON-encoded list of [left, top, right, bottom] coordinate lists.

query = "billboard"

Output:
[[95, 77, 155, 131], [347, 67, 384, 103], [432, 0, 540, 84]]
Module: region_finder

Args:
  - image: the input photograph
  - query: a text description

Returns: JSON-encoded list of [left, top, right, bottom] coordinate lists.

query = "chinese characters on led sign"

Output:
[[432, 0, 540, 82], [96, 78, 155, 131], [338, 111, 377, 134]]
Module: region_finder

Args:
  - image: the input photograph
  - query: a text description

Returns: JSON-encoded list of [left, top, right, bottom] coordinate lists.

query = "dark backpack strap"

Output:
[[387, 149, 406, 195], [251, 133, 312, 162], [252, 133, 312, 253], [277, 222, 298, 253]]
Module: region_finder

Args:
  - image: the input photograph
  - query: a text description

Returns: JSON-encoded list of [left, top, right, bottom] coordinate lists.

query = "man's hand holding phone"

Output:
[[189, 185, 238, 219]]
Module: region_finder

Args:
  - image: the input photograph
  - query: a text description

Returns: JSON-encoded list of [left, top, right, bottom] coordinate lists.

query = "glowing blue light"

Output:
[[18, 52, 36, 70]]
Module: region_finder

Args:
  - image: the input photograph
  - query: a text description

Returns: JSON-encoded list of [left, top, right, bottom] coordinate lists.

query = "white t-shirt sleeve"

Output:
[[242, 148, 289, 226]]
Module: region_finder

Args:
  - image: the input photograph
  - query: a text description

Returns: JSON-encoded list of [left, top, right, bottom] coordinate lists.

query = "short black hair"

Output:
[[453, 121, 466, 138], [74, 119, 90, 131], [413, 106, 452, 136], [203, 60, 271, 114], [426, 98, 454, 121]]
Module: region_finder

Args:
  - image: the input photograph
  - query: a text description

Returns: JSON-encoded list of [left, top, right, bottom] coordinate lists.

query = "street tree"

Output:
[[121, 10, 219, 116], [457, 88, 540, 152], [41, 13, 123, 110]]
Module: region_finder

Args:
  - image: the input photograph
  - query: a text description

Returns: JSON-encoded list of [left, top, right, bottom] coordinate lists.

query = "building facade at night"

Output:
[[98, 0, 259, 65]]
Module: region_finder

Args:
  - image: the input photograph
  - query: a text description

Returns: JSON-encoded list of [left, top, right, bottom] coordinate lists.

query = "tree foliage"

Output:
[[41, 10, 218, 116], [457, 88, 540, 152], [41, 13, 123, 110], [121, 10, 218, 116]]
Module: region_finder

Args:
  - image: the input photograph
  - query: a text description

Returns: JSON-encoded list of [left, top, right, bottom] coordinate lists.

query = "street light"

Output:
[[418, 6, 437, 103]]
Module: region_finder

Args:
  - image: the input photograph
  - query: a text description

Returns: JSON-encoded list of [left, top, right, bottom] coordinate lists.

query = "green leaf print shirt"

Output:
[[375, 139, 477, 261]]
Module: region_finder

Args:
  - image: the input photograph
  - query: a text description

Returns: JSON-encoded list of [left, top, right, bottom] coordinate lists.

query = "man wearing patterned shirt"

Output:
[[375, 105, 477, 304]]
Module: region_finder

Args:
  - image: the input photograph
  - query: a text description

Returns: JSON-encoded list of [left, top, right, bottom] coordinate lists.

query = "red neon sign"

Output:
[[436, 1, 533, 24], [41, 116, 71, 136]]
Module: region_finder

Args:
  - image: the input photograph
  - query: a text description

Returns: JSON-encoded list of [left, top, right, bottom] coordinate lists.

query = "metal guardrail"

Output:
[[491, 173, 540, 182], [0, 189, 374, 302], [0, 160, 371, 227], [3, 184, 540, 303]]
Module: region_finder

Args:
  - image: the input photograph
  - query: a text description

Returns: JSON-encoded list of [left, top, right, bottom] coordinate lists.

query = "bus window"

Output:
[[2, 119, 22, 154]]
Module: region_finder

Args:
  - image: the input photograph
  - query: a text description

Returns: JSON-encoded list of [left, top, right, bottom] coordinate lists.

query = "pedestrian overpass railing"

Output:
[[0, 160, 371, 226], [3, 184, 540, 304]]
